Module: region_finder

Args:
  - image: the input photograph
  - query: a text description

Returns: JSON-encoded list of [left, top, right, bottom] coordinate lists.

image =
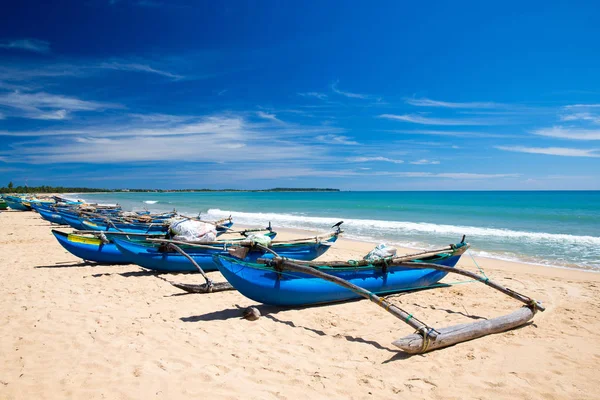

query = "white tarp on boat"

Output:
[[363, 243, 397, 262], [169, 219, 217, 242]]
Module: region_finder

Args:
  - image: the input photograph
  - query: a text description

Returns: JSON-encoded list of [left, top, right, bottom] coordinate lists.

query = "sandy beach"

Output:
[[1, 210, 599, 400]]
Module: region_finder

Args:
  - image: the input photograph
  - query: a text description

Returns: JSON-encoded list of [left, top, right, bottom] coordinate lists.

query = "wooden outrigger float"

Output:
[[251, 240, 544, 354]]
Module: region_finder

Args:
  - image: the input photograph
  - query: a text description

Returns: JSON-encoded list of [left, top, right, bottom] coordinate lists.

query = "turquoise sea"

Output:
[[78, 191, 600, 271]]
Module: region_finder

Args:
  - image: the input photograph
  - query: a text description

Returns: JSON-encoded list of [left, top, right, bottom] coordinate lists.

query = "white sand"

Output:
[[1, 210, 599, 399]]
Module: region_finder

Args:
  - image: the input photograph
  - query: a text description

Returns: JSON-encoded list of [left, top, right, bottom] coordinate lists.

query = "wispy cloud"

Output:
[[331, 81, 373, 100], [0, 39, 50, 54], [347, 156, 404, 164], [564, 104, 600, 109], [410, 159, 440, 165], [406, 97, 500, 108], [378, 114, 493, 126], [0, 91, 118, 120], [256, 111, 282, 123], [532, 126, 600, 140], [98, 62, 183, 80], [496, 146, 600, 158], [393, 172, 519, 179], [298, 92, 328, 100], [384, 129, 514, 138], [315, 134, 359, 145], [559, 112, 600, 124]]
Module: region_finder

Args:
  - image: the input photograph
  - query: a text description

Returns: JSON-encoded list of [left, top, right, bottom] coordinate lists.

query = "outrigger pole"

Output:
[[260, 253, 544, 354]]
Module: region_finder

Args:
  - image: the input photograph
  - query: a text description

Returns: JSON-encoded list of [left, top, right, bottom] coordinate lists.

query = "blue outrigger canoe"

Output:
[[213, 242, 469, 306], [112, 231, 339, 272], [3, 196, 32, 211], [52, 230, 133, 264], [52, 230, 278, 265]]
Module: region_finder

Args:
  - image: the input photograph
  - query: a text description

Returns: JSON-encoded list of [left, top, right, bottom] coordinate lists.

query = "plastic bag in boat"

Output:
[[363, 244, 397, 262], [169, 219, 217, 242], [246, 234, 272, 247]]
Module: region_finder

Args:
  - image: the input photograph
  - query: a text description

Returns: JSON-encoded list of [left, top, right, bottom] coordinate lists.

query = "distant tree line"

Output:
[[0, 182, 109, 194], [1, 182, 340, 194]]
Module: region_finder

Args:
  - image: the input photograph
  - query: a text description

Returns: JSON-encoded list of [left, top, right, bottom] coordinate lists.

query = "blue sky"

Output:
[[0, 0, 599, 190]]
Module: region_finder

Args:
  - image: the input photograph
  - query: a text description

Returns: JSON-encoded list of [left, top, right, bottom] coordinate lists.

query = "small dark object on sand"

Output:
[[243, 307, 261, 321]]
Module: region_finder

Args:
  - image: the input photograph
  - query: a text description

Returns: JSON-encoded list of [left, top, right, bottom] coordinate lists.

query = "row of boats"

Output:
[[2, 194, 544, 353]]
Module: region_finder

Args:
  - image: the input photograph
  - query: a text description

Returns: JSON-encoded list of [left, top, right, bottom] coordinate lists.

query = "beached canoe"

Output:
[[212, 242, 469, 306], [112, 231, 339, 272], [0, 199, 7, 210], [52, 230, 133, 264], [80, 218, 234, 235], [3, 196, 32, 211]]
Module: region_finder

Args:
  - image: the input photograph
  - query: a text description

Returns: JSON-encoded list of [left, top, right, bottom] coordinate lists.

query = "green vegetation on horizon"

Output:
[[1, 182, 339, 194]]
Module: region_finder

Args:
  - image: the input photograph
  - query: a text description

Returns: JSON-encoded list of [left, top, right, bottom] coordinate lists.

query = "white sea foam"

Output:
[[205, 208, 600, 247], [144, 200, 158, 204]]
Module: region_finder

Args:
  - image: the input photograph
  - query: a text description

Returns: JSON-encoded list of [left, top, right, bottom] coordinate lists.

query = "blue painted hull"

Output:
[[59, 213, 88, 230], [52, 230, 131, 264], [113, 235, 337, 272], [37, 208, 67, 224], [213, 251, 464, 306], [82, 219, 233, 235], [4, 198, 31, 211]]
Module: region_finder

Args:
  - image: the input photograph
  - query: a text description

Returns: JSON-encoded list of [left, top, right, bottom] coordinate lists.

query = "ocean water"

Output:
[[77, 191, 600, 271]]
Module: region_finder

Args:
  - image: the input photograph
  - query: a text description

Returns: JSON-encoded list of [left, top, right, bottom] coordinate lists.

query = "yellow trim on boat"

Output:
[[67, 234, 102, 246]]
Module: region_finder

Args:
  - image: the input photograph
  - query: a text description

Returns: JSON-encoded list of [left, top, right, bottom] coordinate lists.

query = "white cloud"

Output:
[[347, 156, 404, 164], [531, 126, 600, 140], [298, 92, 328, 100], [395, 172, 519, 179], [378, 114, 492, 126], [406, 97, 499, 108], [256, 111, 281, 123], [98, 62, 183, 80], [410, 159, 440, 165], [0, 91, 117, 120], [496, 146, 600, 158], [0, 39, 50, 54], [384, 129, 512, 138], [316, 134, 359, 145], [331, 81, 372, 99], [563, 104, 600, 109], [559, 112, 600, 124]]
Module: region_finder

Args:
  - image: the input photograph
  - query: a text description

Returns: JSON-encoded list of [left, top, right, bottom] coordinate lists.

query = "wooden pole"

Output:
[[268, 259, 437, 336], [271, 258, 543, 354], [165, 243, 234, 293]]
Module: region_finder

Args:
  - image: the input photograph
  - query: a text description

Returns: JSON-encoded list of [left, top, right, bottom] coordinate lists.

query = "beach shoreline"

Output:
[[1, 210, 599, 399]]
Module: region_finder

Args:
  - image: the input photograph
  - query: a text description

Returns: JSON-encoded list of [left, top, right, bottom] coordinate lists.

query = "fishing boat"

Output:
[[112, 229, 341, 272], [52, 230, 135, 264], [0, 198, 7, 210], [212, 241, 469, 306], [51, 225, 277, 265], [3, 196, 32, 211], [80, 216, 233, 235]]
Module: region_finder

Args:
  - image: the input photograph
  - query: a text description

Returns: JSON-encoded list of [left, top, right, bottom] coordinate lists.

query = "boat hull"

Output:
[[214, 252, 464, 306], [52, 230, 131, 264], [113, 236, 337, 272], [37, 208, 67, 224], [4, 197, 31, 211]]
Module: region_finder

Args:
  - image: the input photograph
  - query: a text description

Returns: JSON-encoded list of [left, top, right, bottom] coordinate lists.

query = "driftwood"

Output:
[[266, 257, 544, 354], [393, 306, 536, 353]]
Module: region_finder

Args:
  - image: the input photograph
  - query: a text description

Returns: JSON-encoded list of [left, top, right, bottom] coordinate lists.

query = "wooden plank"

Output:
[[392, 306, 536, 354]]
